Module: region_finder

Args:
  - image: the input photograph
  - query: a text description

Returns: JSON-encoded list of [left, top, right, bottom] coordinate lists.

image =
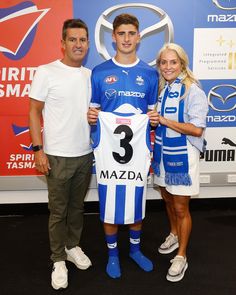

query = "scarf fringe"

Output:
[[165, 172, 192, 186]]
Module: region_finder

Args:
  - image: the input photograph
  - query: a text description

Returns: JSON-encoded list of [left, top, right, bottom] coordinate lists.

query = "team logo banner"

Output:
[[0, 0, 73, 175], [0, 0, 235, 182]]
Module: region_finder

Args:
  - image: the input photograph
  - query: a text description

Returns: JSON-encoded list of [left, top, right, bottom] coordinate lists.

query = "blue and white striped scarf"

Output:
[[153, 78, 192, 186]]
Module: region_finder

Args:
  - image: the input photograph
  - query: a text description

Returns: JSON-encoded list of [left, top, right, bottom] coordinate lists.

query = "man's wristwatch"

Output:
[[32, 145, 43, 152]]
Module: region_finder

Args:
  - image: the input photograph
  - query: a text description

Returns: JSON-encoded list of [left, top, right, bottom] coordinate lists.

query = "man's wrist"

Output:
[[32, 145, 43, 152]]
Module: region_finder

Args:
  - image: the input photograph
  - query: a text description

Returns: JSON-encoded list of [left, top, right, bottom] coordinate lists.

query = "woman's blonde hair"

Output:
[[156, 43, 200, 97]]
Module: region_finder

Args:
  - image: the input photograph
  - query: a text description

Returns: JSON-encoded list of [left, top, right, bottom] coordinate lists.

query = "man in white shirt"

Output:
[[29, 19, 93, 290]]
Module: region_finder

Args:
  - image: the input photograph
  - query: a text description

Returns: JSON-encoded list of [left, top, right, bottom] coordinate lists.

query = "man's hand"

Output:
[[87, 108, 100, 125], [34, 150, 51, 175]]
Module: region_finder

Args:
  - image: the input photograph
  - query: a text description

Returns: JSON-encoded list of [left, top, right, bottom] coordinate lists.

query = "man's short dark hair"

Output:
[[113, 13, 139, 32], [62, 19, 89, 40]]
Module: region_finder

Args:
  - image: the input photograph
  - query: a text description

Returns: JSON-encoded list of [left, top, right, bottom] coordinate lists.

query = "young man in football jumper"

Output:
[[87, 13, 159, 278]]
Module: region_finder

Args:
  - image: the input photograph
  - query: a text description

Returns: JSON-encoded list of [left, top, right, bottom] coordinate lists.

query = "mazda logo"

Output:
[[212, 0, 236, 10], [105, 89, 117, 100], [95, 3, 174, 66], [208, 84, 236, 112]]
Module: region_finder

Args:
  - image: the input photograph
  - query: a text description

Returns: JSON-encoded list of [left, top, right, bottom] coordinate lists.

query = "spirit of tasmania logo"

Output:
[[0, 1, 49, 60]]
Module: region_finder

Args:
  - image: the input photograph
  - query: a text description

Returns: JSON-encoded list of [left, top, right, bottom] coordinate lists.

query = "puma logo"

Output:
[[222, 137, 236, 147]]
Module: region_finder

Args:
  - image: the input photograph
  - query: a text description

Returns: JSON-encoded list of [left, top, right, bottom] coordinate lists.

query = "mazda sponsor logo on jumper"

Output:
[[95, 3, 174, 66], [105, 89, 117, 100], [105, 89, 145, 100]]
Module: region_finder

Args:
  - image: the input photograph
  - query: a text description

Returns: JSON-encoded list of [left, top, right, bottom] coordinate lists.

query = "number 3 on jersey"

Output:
[[112, 125, 133, 164]]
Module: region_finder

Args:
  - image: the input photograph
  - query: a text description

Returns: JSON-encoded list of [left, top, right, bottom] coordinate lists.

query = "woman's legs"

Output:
[[160, 187, 178, 236], [172, 195, 191, 258]]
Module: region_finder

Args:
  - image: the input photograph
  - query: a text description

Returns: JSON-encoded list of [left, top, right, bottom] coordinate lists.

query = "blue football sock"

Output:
[[129, 230, 153, 272], [106, 256, 121, 279], [129, 250, 153, 272], [105, 234, 120, 278], [105, 233, 119, 256], [129, 229, 141, 253]]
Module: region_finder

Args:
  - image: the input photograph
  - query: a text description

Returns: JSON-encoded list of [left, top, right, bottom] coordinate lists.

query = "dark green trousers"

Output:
[[46, 152, 93, 262]]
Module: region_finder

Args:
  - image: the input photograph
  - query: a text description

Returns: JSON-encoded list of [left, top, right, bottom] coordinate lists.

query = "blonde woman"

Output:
[[153, 43, 208, 282]]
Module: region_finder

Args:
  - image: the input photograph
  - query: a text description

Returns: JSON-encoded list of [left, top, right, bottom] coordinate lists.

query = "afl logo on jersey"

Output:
[[104, 75, 118, 84]]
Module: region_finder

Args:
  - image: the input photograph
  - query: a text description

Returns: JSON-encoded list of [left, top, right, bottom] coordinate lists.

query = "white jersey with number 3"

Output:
[[93, 112, 152, 224]]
